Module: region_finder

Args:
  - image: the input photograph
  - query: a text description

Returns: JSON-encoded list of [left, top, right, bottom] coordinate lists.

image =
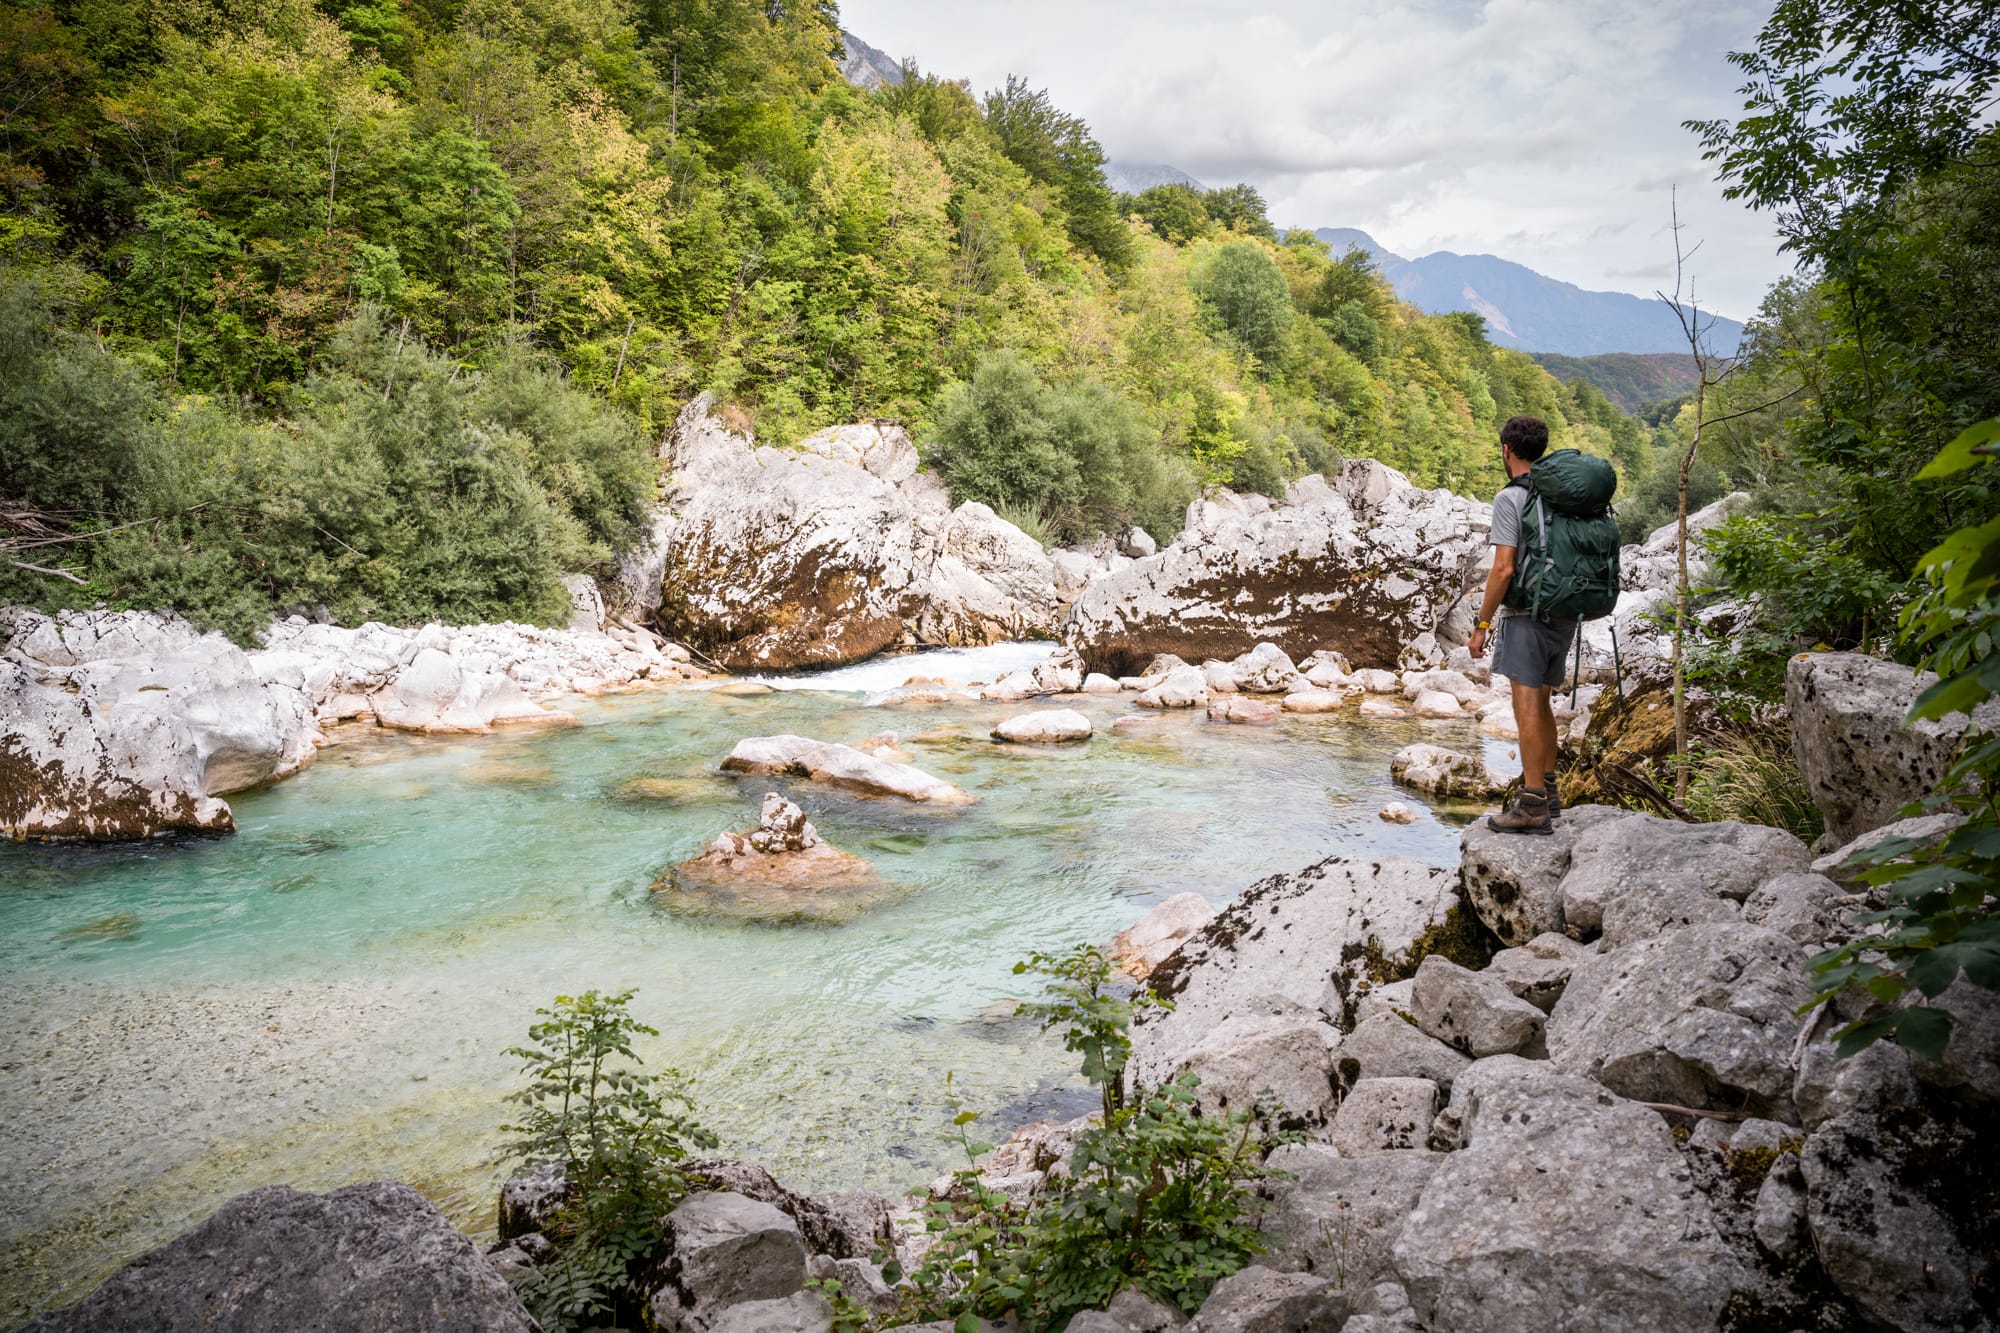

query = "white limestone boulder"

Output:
[[2, 611, 318, 841], [1065, 464, 1490, 677], [1128, 857, 1461, 1093], [1392, 1057, 1746, 1331], [1389, 744, 1501, 800], [653, 397, 1060, 670], [720, 734, 975, 804]]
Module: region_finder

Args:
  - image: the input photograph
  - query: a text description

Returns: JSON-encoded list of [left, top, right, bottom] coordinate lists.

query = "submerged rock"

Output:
[[1065, 463, 1490, 676], [1389, 744, 1500, 800], [17, 1181, 534, 1332], [720, 734, 975, 804], [992, 709, 1093, 743]]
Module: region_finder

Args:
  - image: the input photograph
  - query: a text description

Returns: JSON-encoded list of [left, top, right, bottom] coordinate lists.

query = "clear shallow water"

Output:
[[0, 644, 1496, 1320]]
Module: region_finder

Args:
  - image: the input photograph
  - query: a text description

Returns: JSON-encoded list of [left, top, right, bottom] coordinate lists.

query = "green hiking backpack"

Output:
[[1501, 448, 1621, 621]]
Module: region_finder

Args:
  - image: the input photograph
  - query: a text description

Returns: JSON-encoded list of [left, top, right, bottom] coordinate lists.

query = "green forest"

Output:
[[0, 0, 1652, 638]]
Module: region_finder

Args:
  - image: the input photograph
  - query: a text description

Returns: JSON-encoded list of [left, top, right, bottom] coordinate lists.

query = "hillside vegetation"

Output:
[[1530, 353, 1700, 415], [0, 0, 1654, 637]]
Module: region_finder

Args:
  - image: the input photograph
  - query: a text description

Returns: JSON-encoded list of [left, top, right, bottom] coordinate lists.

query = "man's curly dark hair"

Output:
[[1500, 414, 1549, 462]]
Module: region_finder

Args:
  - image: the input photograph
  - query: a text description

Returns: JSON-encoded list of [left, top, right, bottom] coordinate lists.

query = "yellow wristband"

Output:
[[1477, 619, 1492, 631]]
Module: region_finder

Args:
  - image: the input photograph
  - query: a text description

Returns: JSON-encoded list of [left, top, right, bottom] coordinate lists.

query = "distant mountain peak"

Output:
[[840, 30, 904, 89], [1310, 227, 1742, 357], [1103, 162, 1206, 196]]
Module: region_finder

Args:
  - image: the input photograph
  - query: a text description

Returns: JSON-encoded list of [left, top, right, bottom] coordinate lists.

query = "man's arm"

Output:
[[1467, 545, 1515, 659]]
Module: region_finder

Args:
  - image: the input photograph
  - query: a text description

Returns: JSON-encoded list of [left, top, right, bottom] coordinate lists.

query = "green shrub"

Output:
[[928, 351, 1195, 545], [874, 947, 1276, 1331], [1, 289, 652, 640], [502, 989, 717, 1333]]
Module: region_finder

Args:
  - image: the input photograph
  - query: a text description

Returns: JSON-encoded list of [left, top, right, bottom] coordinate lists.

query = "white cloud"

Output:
[[840, 0, 1784, 319]]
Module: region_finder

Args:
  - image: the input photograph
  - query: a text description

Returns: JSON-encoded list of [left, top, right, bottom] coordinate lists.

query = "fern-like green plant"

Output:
[[501, 989, 717, 1332]]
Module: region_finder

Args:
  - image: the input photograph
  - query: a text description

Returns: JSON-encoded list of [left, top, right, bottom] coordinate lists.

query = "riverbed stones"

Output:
[[1065, 464, 1490, 677], [1357, 698, 1407, 718], [1128, 858, 1461, 1093], [1409, 957, 1547, 1059], [1377, 801, 1417, 824], [1330, 1077, 1439, 1155], [650, 1191, 809, 1333], [17, 1181, 534, 1333], [1459, 805, 1635, 946], [1232, 642, 1301, 693], [1786, 650, 2000, 846], [1407, 689, 1464, 719], [1547, 924, 1810, 1119], [1208, 695, 1279, 725], [720, 734, 973, 804], [1392, 1057, 1745, 1331], [992, 708, 1093, 743], [1111, 893, 1217, 979], [1279, 688, 1346, 713], [1135, 664, 1209, 709], [1557, 814, 1810, 949], [1388, 745, 1500, 799], [369, 648, 573, 733], [1189, 1265, 1350, 1332]]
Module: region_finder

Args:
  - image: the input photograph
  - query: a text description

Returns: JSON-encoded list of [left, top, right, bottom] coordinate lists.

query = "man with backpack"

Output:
[[1466, 415, 1621, 835]]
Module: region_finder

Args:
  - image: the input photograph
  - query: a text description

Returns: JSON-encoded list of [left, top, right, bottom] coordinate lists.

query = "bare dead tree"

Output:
[[1654, 191, 1745, 805], [1653, 192, 1803, 802]]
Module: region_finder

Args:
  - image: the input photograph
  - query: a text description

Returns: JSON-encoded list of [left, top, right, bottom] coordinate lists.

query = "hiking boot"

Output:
[[1546, 772, 1563, 820], [1488, 788, 1554, 836]]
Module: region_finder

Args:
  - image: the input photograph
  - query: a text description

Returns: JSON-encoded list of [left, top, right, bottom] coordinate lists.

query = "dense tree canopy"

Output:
[[0, 0, 1639, 635]]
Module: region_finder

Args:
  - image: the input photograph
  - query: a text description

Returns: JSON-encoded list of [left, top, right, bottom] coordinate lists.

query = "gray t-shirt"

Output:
[[1490, 484, 1529, 552]]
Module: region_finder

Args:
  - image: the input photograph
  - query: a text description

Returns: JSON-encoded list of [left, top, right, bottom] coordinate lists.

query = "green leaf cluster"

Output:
[[1, 0, 1645, 622], [501, 988, 718, 1332], [1808, 418, 2000, 1061], [869, 946, 1279, 1332]]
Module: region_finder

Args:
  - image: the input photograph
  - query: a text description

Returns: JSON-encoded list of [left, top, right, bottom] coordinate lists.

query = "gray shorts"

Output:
[[1493, 613, 1579, 689]]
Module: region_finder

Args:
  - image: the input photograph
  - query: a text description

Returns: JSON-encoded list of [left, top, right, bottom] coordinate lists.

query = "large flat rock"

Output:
[[17, 1182, 533, 1332]]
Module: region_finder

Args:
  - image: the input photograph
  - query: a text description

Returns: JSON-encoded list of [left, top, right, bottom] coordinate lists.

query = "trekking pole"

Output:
[[1570, 620, 1583, 709], [1610, 623, 1625, 700]]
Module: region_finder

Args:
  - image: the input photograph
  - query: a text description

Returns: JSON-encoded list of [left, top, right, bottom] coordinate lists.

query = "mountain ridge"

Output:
[[1310, 227, 1745, 358]]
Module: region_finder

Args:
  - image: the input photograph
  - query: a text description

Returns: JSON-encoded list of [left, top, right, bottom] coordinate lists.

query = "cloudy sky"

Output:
[[841, 0, 1787, 320]]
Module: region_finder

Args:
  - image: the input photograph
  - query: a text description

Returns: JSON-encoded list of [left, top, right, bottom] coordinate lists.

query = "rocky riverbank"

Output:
[[18, 643, 1996, 1332], [6, 393, 1737, 844]]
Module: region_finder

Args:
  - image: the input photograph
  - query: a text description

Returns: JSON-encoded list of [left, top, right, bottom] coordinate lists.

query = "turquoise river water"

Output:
[[0, 644, 1506, 1321]]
